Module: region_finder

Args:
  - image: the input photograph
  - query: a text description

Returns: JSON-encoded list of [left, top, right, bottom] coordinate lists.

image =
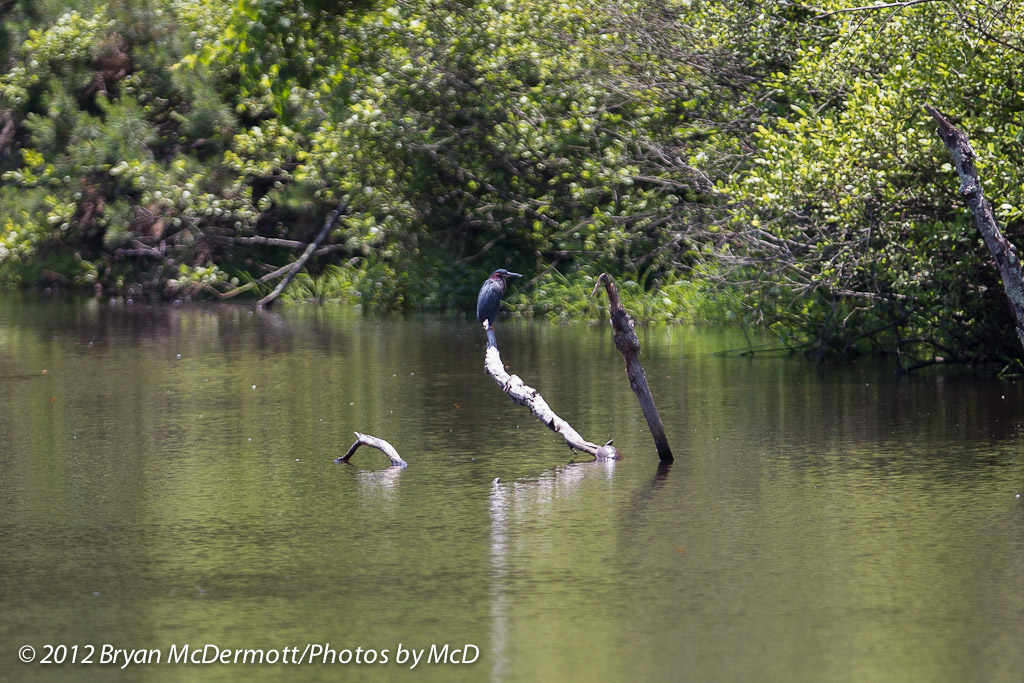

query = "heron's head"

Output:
[[492, 269, 522, 279]]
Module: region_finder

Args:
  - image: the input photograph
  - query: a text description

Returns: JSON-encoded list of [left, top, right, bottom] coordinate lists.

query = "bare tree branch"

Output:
[[335, 432, 406, 467], [482, 325, 618, 459], [256, 202, 347, 309], [811, 0, 939, 21]]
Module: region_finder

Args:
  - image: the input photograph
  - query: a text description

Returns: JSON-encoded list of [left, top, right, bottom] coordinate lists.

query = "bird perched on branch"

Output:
[[476, 268, 521, 329]]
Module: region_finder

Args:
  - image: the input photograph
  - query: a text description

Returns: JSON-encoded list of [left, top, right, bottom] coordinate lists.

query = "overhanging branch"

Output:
[[926, 103, 1024, 354]]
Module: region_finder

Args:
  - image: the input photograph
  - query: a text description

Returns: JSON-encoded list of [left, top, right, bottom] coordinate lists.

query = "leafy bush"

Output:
[[2, 0, 1023, 367], [720, 1, 1024, 365]]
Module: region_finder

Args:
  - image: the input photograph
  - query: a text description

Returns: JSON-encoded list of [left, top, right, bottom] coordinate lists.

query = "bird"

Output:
[[476, 268, 521, 329]]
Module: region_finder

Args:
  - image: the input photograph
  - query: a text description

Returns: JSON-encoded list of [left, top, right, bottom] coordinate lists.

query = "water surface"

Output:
[[1, 294, 1023, 682]]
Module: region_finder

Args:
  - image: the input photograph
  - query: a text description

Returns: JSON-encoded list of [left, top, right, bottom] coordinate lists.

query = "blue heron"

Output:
[[476, 269, 521, 328]]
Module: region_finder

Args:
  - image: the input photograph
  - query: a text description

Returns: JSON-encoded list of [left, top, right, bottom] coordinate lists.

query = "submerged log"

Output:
[[593, 273, 673, 462], [335, 431, 406, 467], [483, 325, 619, 459], [925, 104, 1024, 354]]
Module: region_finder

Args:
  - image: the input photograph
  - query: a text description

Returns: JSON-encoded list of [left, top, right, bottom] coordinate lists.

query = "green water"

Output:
[[1, 294, 1023, 682]]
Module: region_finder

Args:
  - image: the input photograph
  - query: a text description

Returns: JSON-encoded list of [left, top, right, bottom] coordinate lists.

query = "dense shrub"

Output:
[[2, 0, 1023, 366]]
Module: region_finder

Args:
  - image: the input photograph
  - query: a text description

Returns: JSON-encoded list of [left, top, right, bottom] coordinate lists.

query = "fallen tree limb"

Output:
[[483, 326, 618, 459], [215, 234, 356, 253], [220, 260, 297, 300], [593, 273, 674, 462], [925, 104, 1024, 354], [335, 431, 406, 467], [219, 247, 353, 301], [221, 235, 310, 249], [256, 202, 348, 308]]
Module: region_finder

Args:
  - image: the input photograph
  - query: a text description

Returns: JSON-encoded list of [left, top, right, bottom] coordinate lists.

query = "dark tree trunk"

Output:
[[594, 273, 674, 462], [926, 104, 1024, 354]]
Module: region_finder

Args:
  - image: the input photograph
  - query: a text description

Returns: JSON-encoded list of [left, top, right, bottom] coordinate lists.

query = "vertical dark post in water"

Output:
[[594, 273, 674, 462], [925, 104, 1024, 354]]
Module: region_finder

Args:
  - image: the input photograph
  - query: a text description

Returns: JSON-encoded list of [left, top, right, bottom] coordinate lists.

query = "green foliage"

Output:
[[0, 2, 255, 297], [2, 0, 1024, 366], [1, 0, 742, 301], [722, 1, 1024, 364], [507, 267, 727, 325]]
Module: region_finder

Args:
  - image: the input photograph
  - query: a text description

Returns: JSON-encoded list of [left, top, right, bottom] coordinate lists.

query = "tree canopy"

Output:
[[1, 0, 1022, 366], [724, 1, 1024, 365]]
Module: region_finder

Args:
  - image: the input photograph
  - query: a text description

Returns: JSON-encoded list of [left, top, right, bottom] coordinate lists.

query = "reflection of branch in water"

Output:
[[357, 465, 404, 491], [488, 480, 511, 682], [617, 461, 676, 527], [333, 458, 405, 491], [490, 460, 622, 521], [487, 459, 620, 678], [607, 461, 679, 574]]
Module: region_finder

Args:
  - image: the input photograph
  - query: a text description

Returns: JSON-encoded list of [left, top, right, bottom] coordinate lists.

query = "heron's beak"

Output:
[[507, 271, 522, 278]]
